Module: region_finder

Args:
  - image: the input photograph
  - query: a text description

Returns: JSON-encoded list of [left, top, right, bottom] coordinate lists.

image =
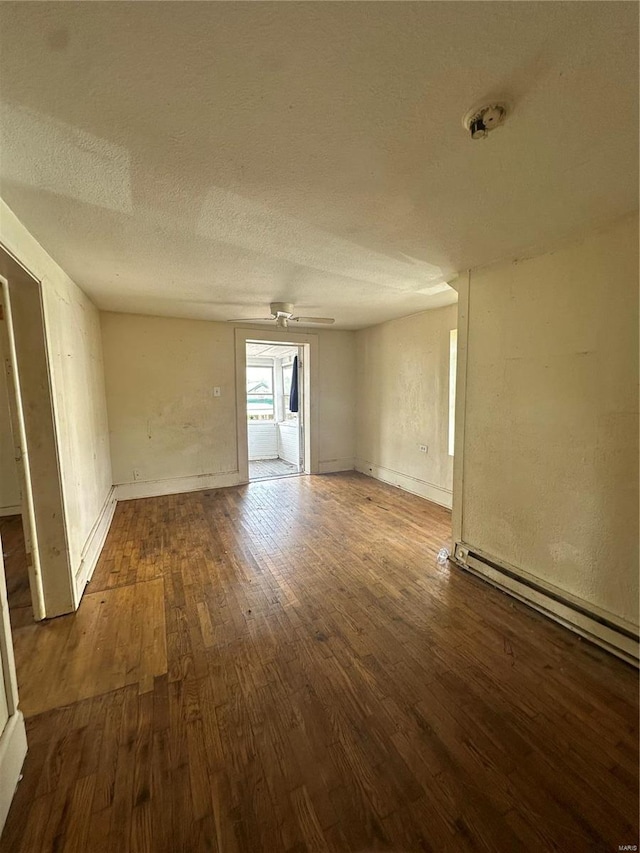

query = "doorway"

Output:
[[0, 361, 31, 620], [246, 342, 305, 481], [0, 250, 73, 623], [235, 327, 319, 483], [0, 285, 42, 623]]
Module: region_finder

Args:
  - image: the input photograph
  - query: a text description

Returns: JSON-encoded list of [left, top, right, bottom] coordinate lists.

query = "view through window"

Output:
[[247, 365, 274, 420]]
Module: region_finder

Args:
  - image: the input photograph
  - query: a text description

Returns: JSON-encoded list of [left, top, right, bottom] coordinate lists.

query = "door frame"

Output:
[[451, 272, 469, 546], [294, 346, 305, 472], [0, 536, 27, 834], [234, 327, 319, 482], [0, 279, 46, 620], [0, 246, 73, 620]]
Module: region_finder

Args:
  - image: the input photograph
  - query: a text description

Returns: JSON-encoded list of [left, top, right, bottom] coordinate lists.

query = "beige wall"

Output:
[[101, 312, 356, 488], [0, 363, 20, 514], [0, 200, 113, 604], [355, 304, 457, 508], [316, 328, 357, 472], [459, 213, 639, 628], [42, 275, 113, 581]]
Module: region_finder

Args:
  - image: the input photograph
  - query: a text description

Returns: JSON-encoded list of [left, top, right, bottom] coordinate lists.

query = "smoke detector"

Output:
[[463, 102, 509, 140]]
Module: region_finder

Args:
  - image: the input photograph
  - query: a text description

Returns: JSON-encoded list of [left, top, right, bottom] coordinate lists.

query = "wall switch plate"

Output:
[[213, 386, 221, 397], [419, 445, 428, 453]]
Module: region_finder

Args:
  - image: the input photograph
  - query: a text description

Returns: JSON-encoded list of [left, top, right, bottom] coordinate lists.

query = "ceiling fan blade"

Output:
[[227, 317, 275, 323], [291, 316, 335, 325]]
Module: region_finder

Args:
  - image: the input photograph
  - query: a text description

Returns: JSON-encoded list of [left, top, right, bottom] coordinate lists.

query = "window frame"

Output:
[[246, 361, 275, 421]]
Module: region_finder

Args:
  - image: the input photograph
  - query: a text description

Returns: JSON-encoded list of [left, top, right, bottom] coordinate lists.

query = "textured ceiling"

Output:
[[0, 2, 637, 329]]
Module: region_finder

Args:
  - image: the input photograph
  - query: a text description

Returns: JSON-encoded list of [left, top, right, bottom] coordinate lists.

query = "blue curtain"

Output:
[[289, 355, 299, 413]]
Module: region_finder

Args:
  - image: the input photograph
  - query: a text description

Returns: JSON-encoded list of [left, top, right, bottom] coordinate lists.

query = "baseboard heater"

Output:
[[453, 542, 639, 667]]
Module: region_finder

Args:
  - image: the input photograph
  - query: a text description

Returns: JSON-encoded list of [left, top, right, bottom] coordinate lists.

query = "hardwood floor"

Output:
[[249, 458, 299, 481], [1, 472, 638, 852], [0, 514, 33, 629]]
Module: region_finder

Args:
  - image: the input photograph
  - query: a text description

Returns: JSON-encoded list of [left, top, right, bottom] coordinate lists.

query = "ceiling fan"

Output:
[[229, 302, 335, 329]]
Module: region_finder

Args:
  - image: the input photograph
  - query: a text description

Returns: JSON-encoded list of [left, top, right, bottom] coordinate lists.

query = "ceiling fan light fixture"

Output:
[[227, 301, 335, 326], [270, 302, 295, 317]]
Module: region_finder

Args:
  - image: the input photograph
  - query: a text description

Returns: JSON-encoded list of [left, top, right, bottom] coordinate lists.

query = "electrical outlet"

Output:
[[213, 386, 221, 397], [419, 445, 428, 453], [133, 469, 141, 481]]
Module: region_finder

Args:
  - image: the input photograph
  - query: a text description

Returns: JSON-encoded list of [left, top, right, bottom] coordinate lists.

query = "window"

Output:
[[448, 329, 457, 456], [247, 365, 274, 420]]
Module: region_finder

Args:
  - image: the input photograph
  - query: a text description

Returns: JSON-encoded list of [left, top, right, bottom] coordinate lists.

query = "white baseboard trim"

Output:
[[0, 711, 27, 834], [318, 458, 355, 474], [75, 486, 117, 596], [114, 470, 242, 501], [0, 505, 20, 518], [453, 542, 639, 666], [355, 459, 453, 509]]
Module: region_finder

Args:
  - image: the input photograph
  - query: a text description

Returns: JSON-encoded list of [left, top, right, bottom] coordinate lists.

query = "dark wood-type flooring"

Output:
[[1, 472, 638, 852], [1, 514, 32, 617]]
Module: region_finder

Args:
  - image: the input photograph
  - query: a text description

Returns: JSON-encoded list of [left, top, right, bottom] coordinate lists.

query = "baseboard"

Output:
[[355, 459, 453, 509], [453, 542, 639, 666], [75, 486, 117, 596], [0, 505, 20, 518], [113, 470, 242, 501], [0, 711, 27, 834], [318, 458, 354, 474]]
